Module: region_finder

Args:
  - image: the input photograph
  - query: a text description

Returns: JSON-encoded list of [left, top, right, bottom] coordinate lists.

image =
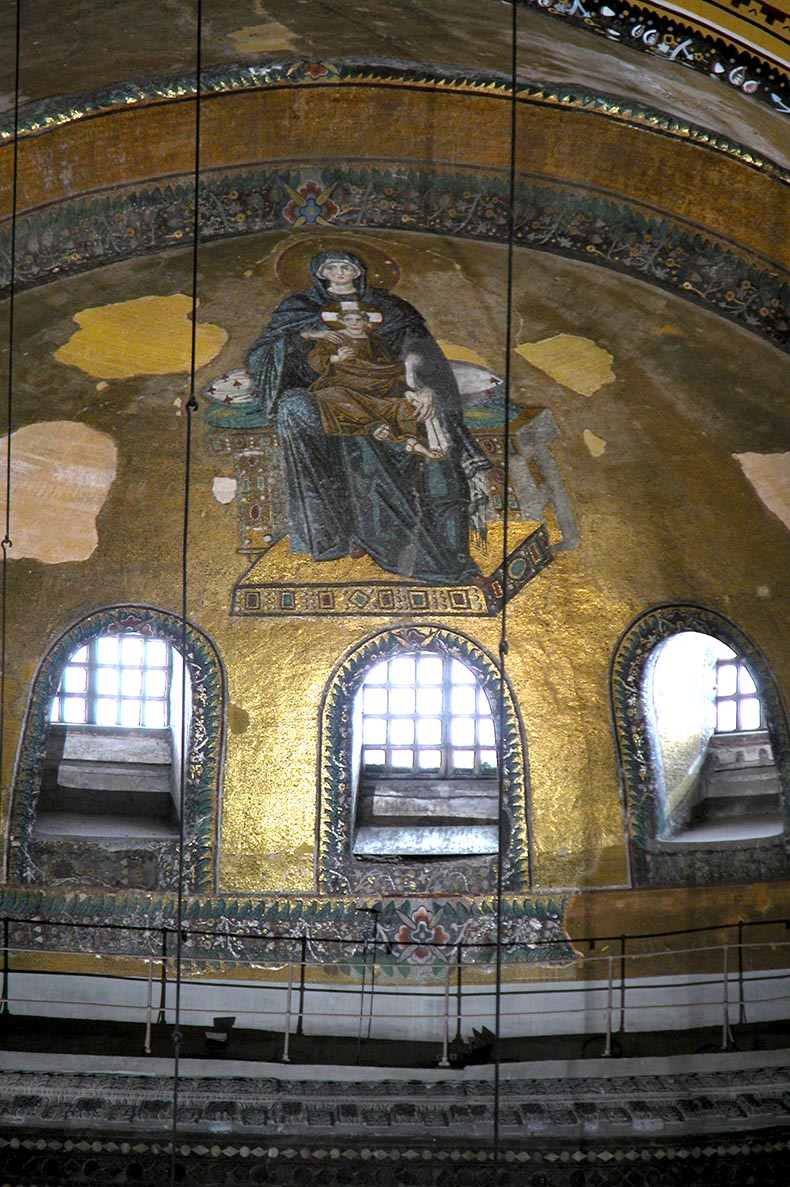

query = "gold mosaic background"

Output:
[[2, 227, 789, 894]]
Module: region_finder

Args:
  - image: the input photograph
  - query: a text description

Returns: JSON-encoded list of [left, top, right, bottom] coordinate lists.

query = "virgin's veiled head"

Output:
[[310, 250, 367, 297]]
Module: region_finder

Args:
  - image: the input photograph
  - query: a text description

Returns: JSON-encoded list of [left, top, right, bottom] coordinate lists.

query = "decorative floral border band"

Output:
[[0, 164, 787, 351], [0, 889, 573, 978]]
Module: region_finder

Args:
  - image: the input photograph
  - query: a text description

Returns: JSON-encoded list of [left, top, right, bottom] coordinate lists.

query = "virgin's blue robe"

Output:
[[246, 251, 489, 584]]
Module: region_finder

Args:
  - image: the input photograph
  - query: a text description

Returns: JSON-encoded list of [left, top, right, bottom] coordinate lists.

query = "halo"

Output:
[[320, 301, 384, 325], [274, 235, 401, 292]]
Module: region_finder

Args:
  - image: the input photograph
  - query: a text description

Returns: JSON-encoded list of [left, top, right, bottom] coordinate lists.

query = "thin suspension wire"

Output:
[[0, 0, 22, 883], [169, 1, 202, 1183], [493, 0, 519, 1173]]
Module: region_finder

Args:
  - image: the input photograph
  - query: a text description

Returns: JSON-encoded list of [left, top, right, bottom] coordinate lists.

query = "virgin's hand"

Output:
[[301, 328, 345, 344], [406, 387, 435, 422]]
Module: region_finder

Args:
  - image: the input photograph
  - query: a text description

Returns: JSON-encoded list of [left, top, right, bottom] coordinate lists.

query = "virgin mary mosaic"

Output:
[[204, 239, 568, 617]]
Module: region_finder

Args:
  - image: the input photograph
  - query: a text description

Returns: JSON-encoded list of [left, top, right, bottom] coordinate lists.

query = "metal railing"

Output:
[[1, 915, 789, 1066]]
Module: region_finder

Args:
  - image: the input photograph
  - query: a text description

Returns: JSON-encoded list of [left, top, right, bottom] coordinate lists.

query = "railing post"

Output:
[[721, 944, 733, 1051], [737, 919, 746, 1025], [144, 959, 154, 1054], [282, 961, 293, 1063], [157, 926, 168, 1024], [296, 935, 307, 1036], [356, 939, 368, 1062], [618, 934, 627, 1033], [438, 965, 451, 1068], [1, 918, 9, 1016], [455, 943, 463, 1044], [603, 954, 614, 1057]]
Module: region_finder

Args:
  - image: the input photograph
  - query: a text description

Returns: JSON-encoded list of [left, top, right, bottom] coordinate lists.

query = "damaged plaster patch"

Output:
[[227, 21, 297, 51], [54, 295, 228, 380], [212, 476, 237, 504], [516, 334, 615, 396], [0, 421, 117, 563], [583, 429, 607, 457], [436, 341, 491, 368], [734, 451, 790, 533]]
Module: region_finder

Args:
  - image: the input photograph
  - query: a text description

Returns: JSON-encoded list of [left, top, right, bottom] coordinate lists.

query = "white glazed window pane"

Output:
[[391, 749, 413, 768], [478, 718, 496, 748], [143, 701, 166, 729], [364, 660, 389, 685], [63, 696, 87, 724], [390, 687, 416, 715], [145, 669, 167, 699], [717, 699, 737, 732], [417, 718, 442, 745], [63, 666, 88, 693], [716, 662, 737, 696], [451, 717, 475, 747], [363, 687, 388, 715], [96, 637, 119, 665], [121, 636, 145, 666], [450, 659, 476, 684], [417, 656, 444, 684], [450, 685, 476, 716], [121, 668, 143, 698], [390, 718, 415, 746], [146, 640, 169, 667], [740, 698, 762, 731], [96, 698, 118, 726], [390, 656, 416, 685], [452, 750, 475, 770], [120, 699, 142, 728], [362, 717, 387, 745], [416, 687, 443, 715], [97, 668, 119, 696]]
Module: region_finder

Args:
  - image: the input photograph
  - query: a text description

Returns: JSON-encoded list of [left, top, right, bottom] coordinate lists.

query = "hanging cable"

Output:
[[493, 0, 519, 1176], [0, 0, 22, 882], [169, 1, 203, 1184]]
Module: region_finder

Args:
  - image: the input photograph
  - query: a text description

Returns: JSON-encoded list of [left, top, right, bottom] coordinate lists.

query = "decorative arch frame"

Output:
[[611, 603, 790, 886], [5, 605, 225, 892], [317, 623, 531, 896]]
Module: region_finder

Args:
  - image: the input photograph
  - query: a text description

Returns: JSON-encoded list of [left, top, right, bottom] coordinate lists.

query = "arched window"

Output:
[[353, 650, 499, 858], [7, 607, 224, 893], [319, 625, 530, 896], [39, 633, 189, 838], [612, 606, 789, 887]]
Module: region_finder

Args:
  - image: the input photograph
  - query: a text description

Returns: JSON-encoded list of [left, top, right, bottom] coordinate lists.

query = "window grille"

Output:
[[358, 652, 497, 778], [715, 657, 764, 733], [49, 634, 173, 729]]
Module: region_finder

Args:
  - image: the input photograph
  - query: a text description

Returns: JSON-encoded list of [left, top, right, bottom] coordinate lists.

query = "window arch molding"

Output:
[[611, 603, 790, 886], [5, 605, 225, 892], [318, 624, 531, 896]]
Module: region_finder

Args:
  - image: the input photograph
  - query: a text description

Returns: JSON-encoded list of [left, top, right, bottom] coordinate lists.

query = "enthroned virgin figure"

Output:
[[246, 250, 491, 586]]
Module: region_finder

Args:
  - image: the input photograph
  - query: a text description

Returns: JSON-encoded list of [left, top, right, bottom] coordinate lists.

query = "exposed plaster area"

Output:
[[226, 21, 298, 52], [53, 295, 228, 380], [0, 421, 117, 563], [583, 429, 607, 457], [735, 452, 790, 534], [515, 334, 615, 397], [212, 476, 238, 504]]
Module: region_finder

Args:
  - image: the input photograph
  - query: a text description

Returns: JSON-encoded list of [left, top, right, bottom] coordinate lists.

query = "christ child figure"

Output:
[[307, 309, 448, 459]]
